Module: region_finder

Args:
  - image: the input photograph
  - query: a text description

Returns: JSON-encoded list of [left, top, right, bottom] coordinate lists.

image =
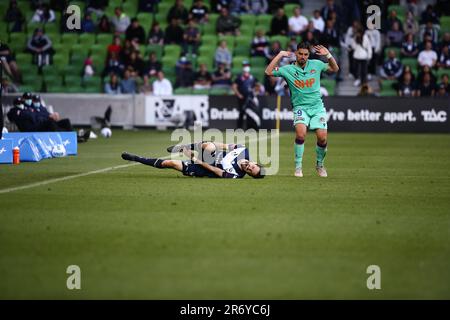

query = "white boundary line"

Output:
[[0, 163, 140, 194], [0, 132, 279, 194]]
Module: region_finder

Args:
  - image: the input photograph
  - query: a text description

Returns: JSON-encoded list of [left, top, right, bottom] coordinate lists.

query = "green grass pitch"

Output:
[[0, 130, 449, 299]]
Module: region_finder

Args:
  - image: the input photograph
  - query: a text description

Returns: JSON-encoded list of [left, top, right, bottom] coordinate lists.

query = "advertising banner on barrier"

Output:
[[209, 96, 450, 132], [144, 95, 209, 127], [0, 139, 13, 164], [2, 132, 78, 162]]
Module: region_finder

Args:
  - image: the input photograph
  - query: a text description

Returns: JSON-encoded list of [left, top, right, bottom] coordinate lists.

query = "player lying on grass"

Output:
[[121, 141, 265, 179], [265, 43, 339, 177]]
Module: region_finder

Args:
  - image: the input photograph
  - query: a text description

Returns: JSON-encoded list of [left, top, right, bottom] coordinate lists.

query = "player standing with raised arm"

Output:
[[265, 43, 339, 177]]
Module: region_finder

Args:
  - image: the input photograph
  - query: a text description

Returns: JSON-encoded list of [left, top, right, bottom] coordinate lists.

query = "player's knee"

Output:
[[317, 137, 327, 146]]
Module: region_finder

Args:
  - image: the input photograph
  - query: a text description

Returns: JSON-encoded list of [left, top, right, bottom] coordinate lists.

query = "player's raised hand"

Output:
[[313, 45, 330, 56], [278, 51, 292, 57]]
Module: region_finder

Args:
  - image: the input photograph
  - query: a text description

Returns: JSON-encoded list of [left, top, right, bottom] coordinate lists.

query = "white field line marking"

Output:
[[0, 132, 279, 194]]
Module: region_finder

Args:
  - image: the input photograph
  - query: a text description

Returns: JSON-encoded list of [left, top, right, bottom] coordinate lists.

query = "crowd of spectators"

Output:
[[2, 0, 449, 97]]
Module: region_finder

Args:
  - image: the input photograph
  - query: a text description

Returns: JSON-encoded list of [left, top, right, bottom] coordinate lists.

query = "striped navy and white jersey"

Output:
[[215, 145, 250, 179]]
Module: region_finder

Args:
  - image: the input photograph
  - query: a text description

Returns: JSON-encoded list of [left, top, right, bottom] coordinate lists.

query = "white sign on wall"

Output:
[[145, 95, 209, 127]]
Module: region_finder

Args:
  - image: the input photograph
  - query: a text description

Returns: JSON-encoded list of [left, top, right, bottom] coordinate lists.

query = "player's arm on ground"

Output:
[[184, 149, 225, 177], [313, 45, 339, 73], [265, 51, 291, 76]]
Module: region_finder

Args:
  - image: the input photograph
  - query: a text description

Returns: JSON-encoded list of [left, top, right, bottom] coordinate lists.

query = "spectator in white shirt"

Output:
[[311, 10, 325, 33], [110, 7, 131, 34], [418, 41, 438, 68], [288, 6, 308, 36], [152, 71, 173, 96]]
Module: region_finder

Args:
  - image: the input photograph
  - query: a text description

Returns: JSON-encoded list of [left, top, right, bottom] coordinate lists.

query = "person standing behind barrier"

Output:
[[232, 61, 257, 129], [350, 30, 372, 87]]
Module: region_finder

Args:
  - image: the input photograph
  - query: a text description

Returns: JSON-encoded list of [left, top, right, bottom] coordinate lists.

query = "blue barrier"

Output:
[[2, 132, 78, 163]]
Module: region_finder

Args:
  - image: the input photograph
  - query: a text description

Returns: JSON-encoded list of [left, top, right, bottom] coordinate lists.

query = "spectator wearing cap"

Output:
[[110, 7, 131, 34], [7, 97, 36, 132], [232, 61, 257, 129], [27, 28, 53, 67], [214, 40, 232, 68]]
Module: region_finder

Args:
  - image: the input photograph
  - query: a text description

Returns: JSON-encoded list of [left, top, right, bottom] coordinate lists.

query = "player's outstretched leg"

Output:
[[315, 129, 328, 177], [294, 124, 307, 177], [121, 152, 166, 169]]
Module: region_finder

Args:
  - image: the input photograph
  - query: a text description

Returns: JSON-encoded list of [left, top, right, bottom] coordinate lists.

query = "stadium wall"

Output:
[[3, 94, 450, 132]]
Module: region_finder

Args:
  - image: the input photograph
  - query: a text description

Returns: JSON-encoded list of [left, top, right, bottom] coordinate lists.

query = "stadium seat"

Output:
[[122, 1, 138, 17], [251, 67, 266, 82], [9, 33, 27, 53], [320, 79, 336, 95], [232, 56, 249, 68], [15, 52, 32, 65], [79, 33, 96, 46], [146, 44, 163, 60], [64, 74, 82, 87], [284, 4, 301, 16], [401, 57, 419, 72], [96, 33, 113, 46], [387, 5, 406, 19], [436, 69, 449, 80], [269, 36, 288, 49], [164, 44, 181, 58], [234, 45, 250, 57], [199, 45, 216, 57], [209, 87, 231, 95], [240, 14, 256, 26], [384, 46, 401, 59], [218, 35, 235, 51], [137, 13, 153, 31], [61, 33, 80, 47], [201, 34, 218, 46], [192, 88, 210, 95], [196, 56, 213, 71], [174, 87, 193, 95], [379, 89, 397, 97], [250, 56, 267, 68], [157, 1, 172, 14]]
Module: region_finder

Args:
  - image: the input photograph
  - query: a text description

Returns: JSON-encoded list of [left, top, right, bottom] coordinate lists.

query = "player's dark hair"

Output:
[[252, 164, 265, 179], [296, 42, 310, 51]]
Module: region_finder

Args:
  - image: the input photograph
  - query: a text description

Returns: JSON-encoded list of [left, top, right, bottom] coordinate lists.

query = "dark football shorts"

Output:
[[181, 161, 218, 178]]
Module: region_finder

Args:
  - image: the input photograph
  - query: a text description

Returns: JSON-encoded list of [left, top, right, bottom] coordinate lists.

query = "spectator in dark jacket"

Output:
[[148, 22, 164, 45], [4, 0, 25, 32], [216, 7, 240, 36], [164, 18, 184, 45], [270, 8, 288, 35], [167, 0, 189, 25], [27, 28, 53, 67], [139, 0, 159, 13], [189, 0, 209, 24], [126, 18, 146, 44], [380, 50, 403, 80]]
